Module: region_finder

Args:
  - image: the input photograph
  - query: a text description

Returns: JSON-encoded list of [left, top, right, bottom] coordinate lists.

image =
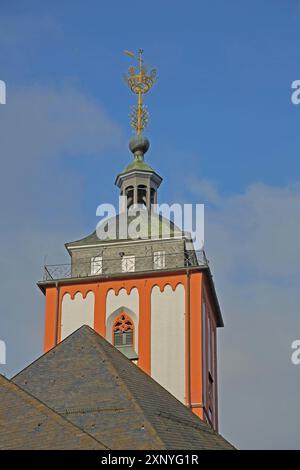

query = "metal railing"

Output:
[[42, 250, 208, 281]]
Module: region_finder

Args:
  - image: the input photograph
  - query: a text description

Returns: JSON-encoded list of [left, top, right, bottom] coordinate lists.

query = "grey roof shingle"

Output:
[[0, 374, 107, 450], [12, 326, 234, 450]]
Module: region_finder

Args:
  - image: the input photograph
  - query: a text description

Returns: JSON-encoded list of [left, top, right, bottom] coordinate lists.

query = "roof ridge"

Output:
[[11, 327, 233, 449], [0, 374, 109, 449], [12, 325, 92, 381]]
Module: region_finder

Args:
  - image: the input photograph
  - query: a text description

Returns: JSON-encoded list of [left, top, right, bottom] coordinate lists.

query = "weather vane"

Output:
[[123, 49, 157, 135]]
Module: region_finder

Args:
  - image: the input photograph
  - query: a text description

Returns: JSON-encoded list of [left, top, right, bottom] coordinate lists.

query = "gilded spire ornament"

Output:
[[124, 49, 157, 135]]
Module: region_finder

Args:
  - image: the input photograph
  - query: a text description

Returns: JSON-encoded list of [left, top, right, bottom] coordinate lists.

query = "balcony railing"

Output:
[[42, 250, 208, 281]]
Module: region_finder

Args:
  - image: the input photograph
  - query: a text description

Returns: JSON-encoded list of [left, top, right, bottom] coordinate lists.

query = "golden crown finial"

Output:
[[123, 49, 157, 135]]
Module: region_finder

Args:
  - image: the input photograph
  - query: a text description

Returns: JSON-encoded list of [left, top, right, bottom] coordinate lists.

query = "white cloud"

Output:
[[189, 179, 300, 449], [188, 177, 221, 206], [0, 85, 121, 164], [0, 85, 122, 377]]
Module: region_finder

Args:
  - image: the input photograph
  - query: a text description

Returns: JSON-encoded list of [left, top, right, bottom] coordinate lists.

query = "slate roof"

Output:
[[0, 374, 107, 450], [12, 326, 234, 450]]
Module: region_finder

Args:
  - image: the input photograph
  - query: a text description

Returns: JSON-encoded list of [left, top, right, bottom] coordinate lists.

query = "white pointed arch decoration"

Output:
[[150, 283, 185, 403], [61, 291, 95, 340], [106, 287, 139, 353]]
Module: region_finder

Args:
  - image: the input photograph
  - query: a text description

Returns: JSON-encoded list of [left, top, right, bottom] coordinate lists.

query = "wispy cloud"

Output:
[[187, 178, 300, 449], [0, 85, 122, 377]]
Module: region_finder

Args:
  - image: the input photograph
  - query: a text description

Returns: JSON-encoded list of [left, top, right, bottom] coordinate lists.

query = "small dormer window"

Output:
[[153, 251, 166, 269], [91, 256, 102, 275], [122, 255, 135, 272]]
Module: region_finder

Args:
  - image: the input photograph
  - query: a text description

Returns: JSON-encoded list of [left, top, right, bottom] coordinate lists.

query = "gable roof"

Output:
[[12, 326, 234, 450], [0, 374, 107, 450]]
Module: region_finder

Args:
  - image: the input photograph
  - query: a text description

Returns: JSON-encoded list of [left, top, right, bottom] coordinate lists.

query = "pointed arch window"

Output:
[[113, 313, 137, 360]]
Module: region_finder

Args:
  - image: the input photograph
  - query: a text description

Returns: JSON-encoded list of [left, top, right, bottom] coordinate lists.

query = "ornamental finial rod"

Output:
[[123, 49, 157, 135]]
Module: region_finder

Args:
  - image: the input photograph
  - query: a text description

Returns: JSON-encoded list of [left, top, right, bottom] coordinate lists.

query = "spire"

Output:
[[123, 48, 157, 135], [115, 49, 162, 211], [121, 48, 158, 173]]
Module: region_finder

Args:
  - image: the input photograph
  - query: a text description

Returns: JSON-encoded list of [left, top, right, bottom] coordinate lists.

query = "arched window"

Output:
[[137, 185, 147, 207], [113, 313, 137, 360], [150, 187, 156, 205], [125, 186, 134, 209]]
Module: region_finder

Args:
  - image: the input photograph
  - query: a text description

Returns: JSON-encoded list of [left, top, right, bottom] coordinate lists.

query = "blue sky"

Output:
[[3, 0, 300, 201], [1, 0, 300, 449]]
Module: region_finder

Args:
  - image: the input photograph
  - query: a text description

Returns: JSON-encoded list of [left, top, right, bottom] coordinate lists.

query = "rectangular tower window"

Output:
[[207, 313, 215, 427], [202, 296, 207, 410], [122, 255, 135, 272], [208, 315, 212, 374], [212, 328, 215, 380], [153, 251, 166, 269], [212, 328, 216, 429], [91, 256, 102, 275]]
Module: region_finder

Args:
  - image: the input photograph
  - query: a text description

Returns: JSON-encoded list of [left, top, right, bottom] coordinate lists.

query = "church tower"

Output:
[[38, 50, 224, 431]]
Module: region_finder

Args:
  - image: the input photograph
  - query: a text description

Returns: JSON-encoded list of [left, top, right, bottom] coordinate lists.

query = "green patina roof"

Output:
[[66, 213, 183, 247], [121, 157, 155, 174]]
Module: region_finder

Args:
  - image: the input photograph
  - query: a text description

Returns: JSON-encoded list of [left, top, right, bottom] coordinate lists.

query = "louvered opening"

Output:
[[114, 329, 133, 347], [114, 330, 123, 347], [124, 329, 133, 346], [137, 185, 147, 207]]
